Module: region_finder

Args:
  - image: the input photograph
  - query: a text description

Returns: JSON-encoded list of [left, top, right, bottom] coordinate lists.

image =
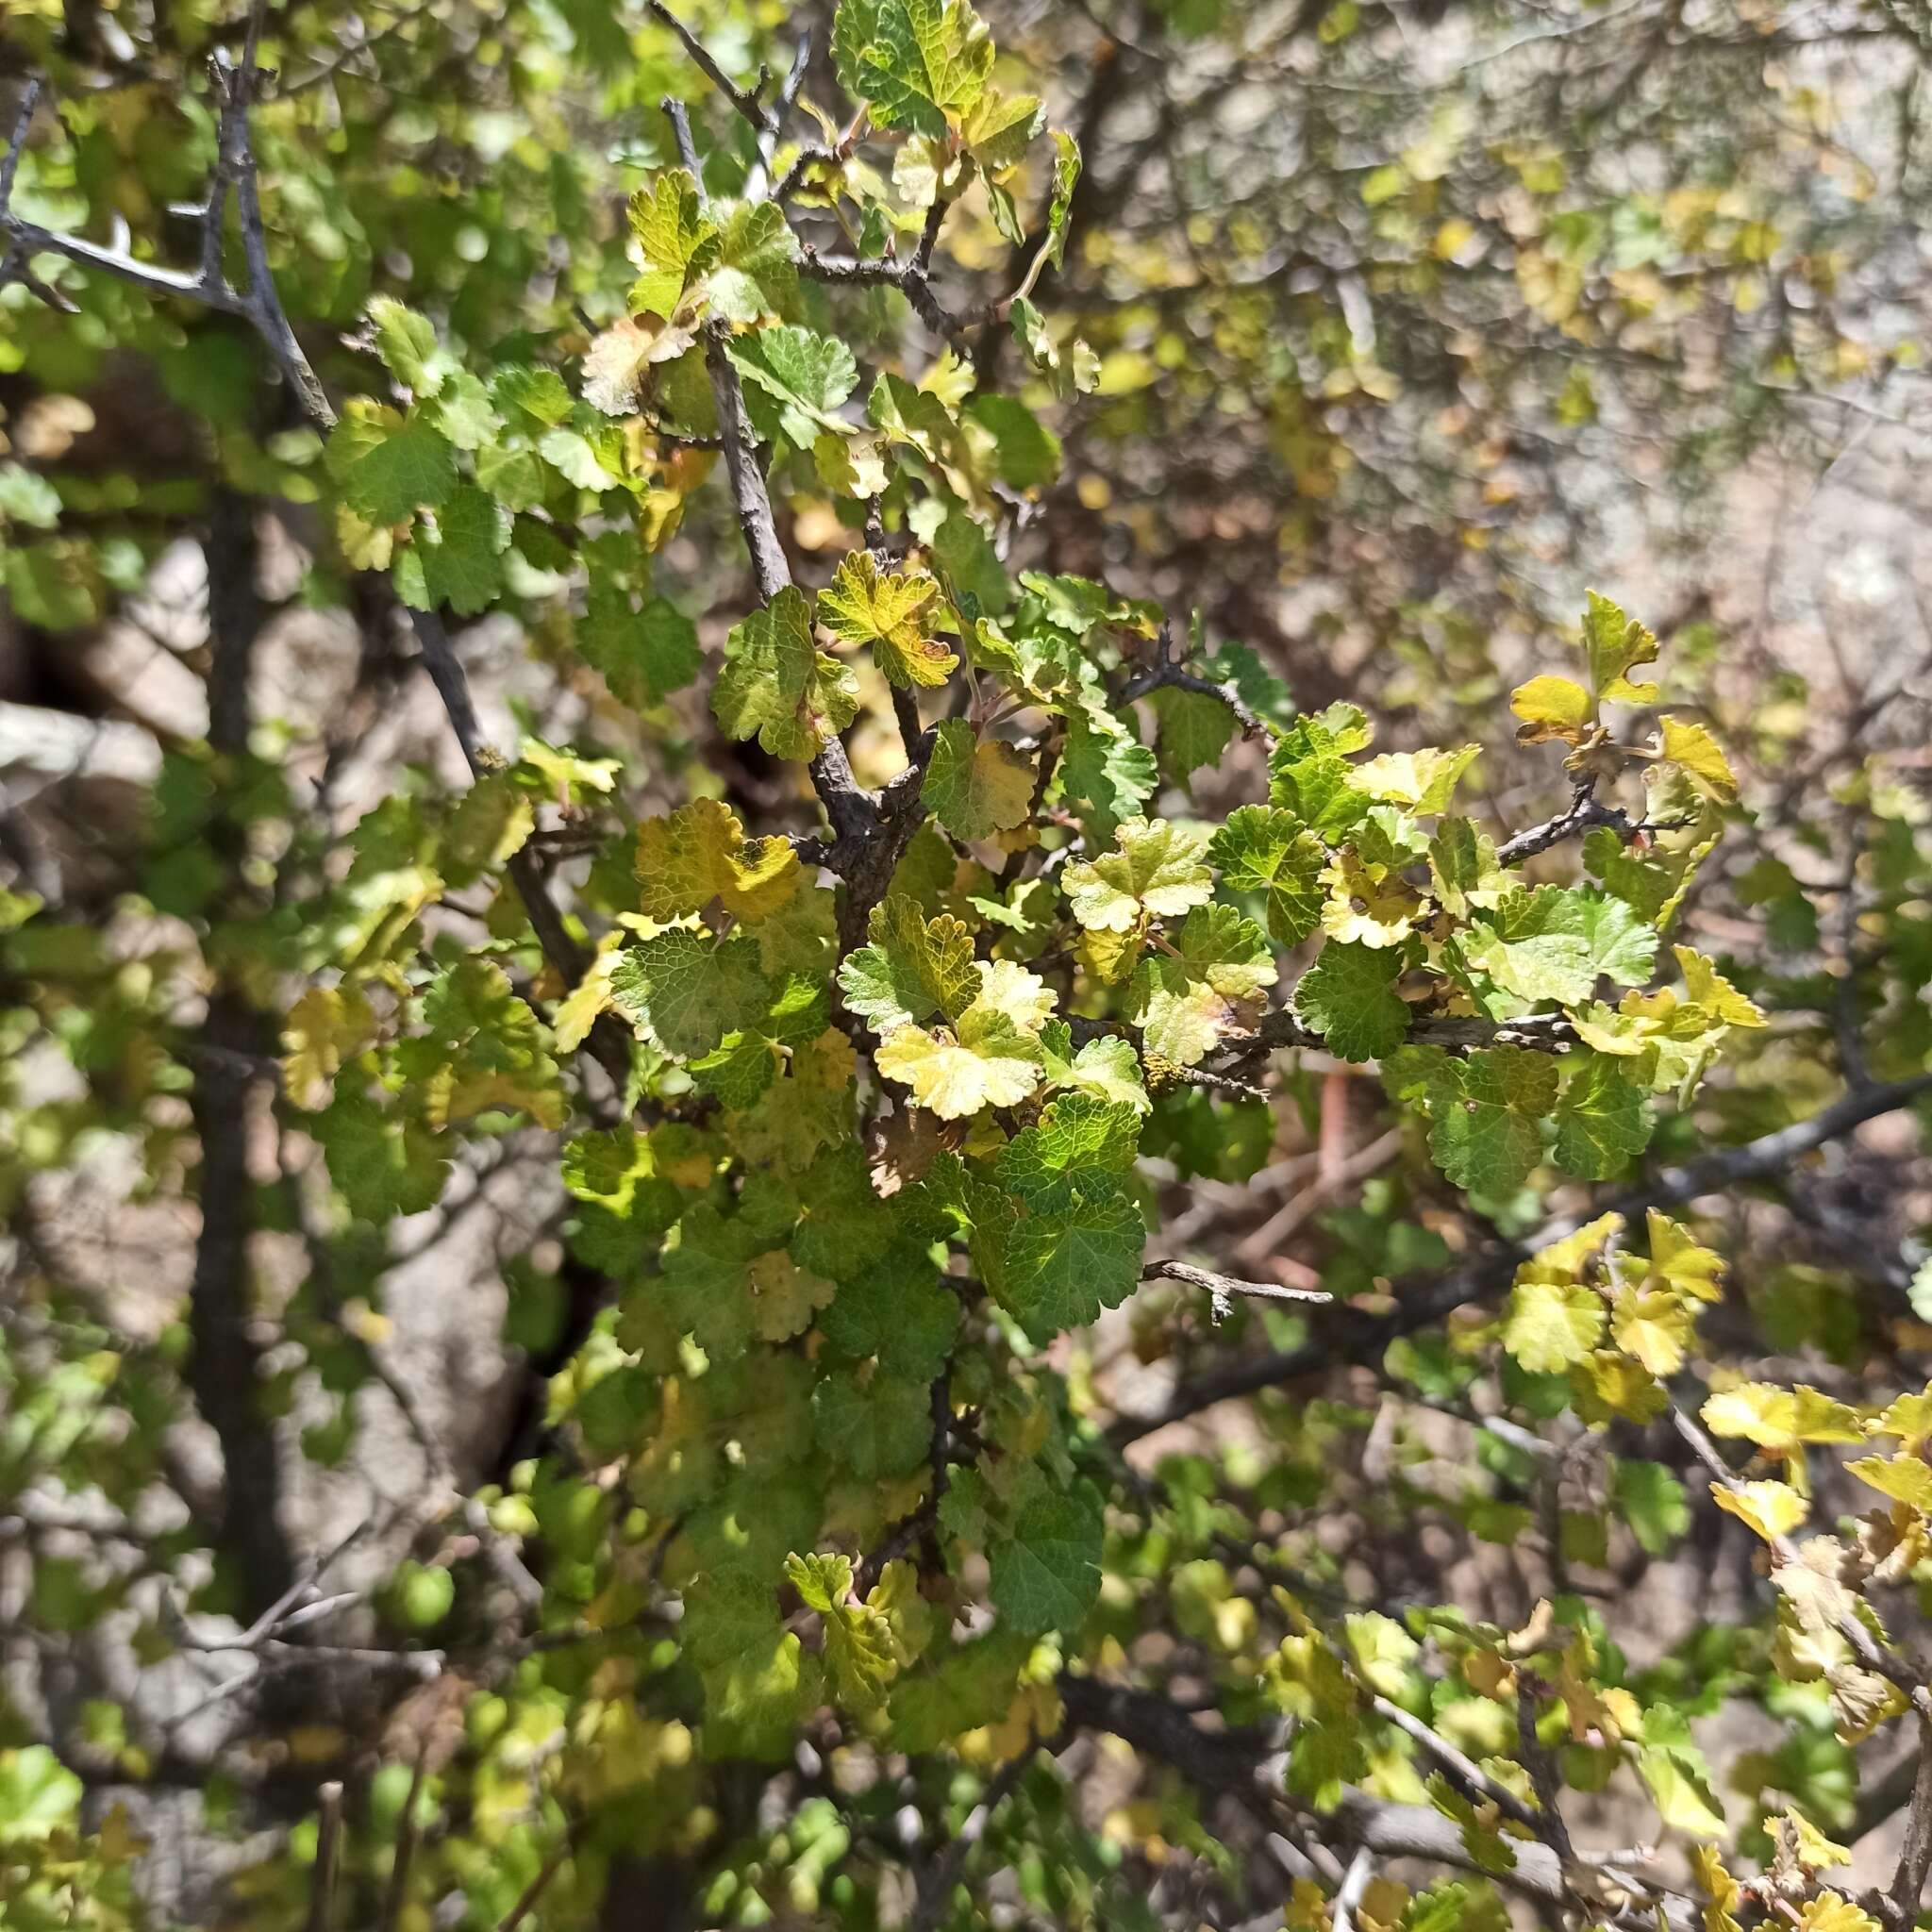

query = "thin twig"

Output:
[[646, 1, 776, 139], [496, 1835, 574, 1932], [1330, 1846, 1374, 1932], [1141, 1258, 1331, 1316], [306, 1782, 344, 1932], [380, 1744, 432, 1932]]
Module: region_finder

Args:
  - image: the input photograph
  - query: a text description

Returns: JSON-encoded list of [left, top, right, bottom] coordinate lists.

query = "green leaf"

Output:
[[1127, 903, 1274, 1066], [1058, 708, 1158, 841], [1612, 1458, 1690, 1555], [818, 1245, 960, 1377], [838, 896, 979, 1032], [397, 485, 508, 615], [812, 1364, 934, 1476], [924, 721, 1035, 841], [1003, 1189, 1144, 1331], [1041, 128, 1081, 270], [989, 1486, 1103, 1634], [1292, 941, 1409, 1062], [0, 1747, 83, 1836], [711, 586, 860, 759], [964, 393, 1061, 491], [725, 325, 859, 447], [1425, 1046, 1557, 1195], [367, 295, 453, 395], [707, 199, 801, 325], [1008, 295, 1098, 398], [784, 1552, 902, 1710], [1553, 1054, 1652, 1179], [997, 1091, 1141, 1209], [579, 591, 701, 707], [313, 1084, 450, 1221], [0, 462, 62, 529], [609, 928, 770, 1058], [1268, 708, 1372, 836], [1039, 1021, 1151, 1115], [627, 169, 718, 319], [832, 0, 995, 138], [326, 403, 458, 525]]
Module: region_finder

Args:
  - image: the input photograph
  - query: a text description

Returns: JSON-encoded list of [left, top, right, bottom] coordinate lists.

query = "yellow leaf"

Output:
[[1703, 1382, 1800, 1453], [1610, 1287, 1691, 1375], [1519, 1212, 1624, 1285], [1846, 1455, 1932, 1513], [1674, 946, 1766, 1027], [1510, 674, 1592, 743], [816, 550, 957, 690], [1711, 1478, 1807, 1541], [1868, 1388, 1932, 1453], [282, 986, 379, 1110], [1794, 1893, 1882, 1932], [634, 796, 799, 924], [1690, 1845, 1741, 1932], [1657, 716, 1739, 801], [1783, 1808, 1852, 1872]]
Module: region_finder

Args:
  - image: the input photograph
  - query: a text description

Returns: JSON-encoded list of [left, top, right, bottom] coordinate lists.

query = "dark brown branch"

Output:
[[5, 55, 614, 1077], [187, 490, 296, 1624], [1245, 1007, 1575, 1059], [797, 221, 977, 341], [1117, 660, 1268, 738], [1495, 783, 1692, 866], [659, 94, 889, 902]]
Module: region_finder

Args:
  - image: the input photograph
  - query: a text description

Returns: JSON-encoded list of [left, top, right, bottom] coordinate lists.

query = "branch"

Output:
[[658, 95, 891, 910], [496, 1836, 574, 1932], [362, 1338, 543, 1615], [1330, 1847, 1373, 1932], [1116, 634, 1268, 741], [186, 490, 297, 1624], [305, 1781, 344, 1932], [645, 1, 777, 142], [911, 1746, 1038, 1932], [1889, 1725, 1932, 1931], [1118, 1072, 1932, 1441], [1246, 1006, 1575, 1058], [1141, 1258, 1331, 1317], [1495, 783, 1694, 866], [379, 1747, 432, 1932], [796, 234, 979, 341]]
